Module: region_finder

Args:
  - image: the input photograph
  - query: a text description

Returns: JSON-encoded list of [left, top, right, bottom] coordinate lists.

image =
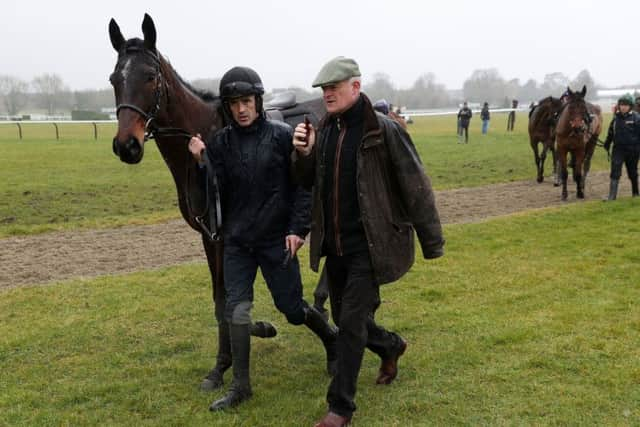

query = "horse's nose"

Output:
[[113, 137, 143, 164]]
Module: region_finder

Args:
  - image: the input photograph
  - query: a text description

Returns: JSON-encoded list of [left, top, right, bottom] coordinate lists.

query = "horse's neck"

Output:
[[153, 61, 222, 227]]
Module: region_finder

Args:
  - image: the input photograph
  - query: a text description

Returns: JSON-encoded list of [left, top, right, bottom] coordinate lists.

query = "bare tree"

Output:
[[363, 73, 396, 104], [0, 75, 29, 116], [571, 70, 596, 99], [398, 73, 451, 108], [31, 73, 69, 115], [541, 72, 570, 97], [462, 68, 507, 105]]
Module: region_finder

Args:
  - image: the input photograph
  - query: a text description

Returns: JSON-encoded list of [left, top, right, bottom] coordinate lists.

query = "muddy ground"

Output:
[[0, 171, 628, 290]]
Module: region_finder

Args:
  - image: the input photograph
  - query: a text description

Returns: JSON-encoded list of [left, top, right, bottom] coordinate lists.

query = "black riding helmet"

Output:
[[219, 66, 265, 123]]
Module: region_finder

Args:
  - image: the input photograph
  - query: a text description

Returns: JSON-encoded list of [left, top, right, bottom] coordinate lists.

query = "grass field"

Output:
[[0, 113, 612, 237], [1, 199, 638, 426]]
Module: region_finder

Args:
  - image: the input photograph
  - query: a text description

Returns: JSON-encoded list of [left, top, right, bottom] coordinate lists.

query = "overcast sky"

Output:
[[2, 1, 638, 92]]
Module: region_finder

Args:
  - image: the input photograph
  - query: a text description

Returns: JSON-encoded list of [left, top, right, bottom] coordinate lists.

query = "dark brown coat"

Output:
[[294, 94, 444, 285]]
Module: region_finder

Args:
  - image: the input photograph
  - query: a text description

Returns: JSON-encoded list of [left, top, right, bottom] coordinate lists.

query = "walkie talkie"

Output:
[[301, 115, 311, 147]]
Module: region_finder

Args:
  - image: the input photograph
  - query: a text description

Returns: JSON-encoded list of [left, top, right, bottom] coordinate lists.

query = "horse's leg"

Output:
[[583, 139, 596, 188], [531, 139, 543, 183], [540, 143, 550, 183], [201, 237, 232, 390], [551, 141, 559, 186], [558, 146, 569, 200], [575, 149, 585, 199]]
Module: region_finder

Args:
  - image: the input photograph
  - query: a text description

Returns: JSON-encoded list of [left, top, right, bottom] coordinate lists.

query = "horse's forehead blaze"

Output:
[[121, 58, 133, 82]]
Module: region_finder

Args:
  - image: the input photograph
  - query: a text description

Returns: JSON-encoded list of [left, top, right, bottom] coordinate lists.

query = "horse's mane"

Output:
[[121, 38, 219, 104], [169, 64, 219, 103]]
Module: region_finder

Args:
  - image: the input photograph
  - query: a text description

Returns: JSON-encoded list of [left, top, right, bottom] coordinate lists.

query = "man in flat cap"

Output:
[[292, 56, 445, 427]]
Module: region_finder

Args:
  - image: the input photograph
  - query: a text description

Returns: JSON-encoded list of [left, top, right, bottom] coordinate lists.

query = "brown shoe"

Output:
[[376, 337, 407, 385], [314, 411, 351, 427]]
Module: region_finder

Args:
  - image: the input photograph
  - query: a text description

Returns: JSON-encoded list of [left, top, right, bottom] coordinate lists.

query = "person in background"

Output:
[[480, 102, 490, 135], [373, 99, 407, 129], [603, 94, 640, 200], [457, 101, 472, 143], [506, 99, 518, 131]]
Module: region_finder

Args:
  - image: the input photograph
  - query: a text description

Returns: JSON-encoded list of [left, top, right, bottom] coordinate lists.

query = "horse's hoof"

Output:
[[577, 193, 584, 199], [537, 176, 544, 183], [554, 183, 560, 187]]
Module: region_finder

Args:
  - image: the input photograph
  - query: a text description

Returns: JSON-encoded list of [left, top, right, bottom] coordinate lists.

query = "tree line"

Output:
[[0, 68, 625, 116]]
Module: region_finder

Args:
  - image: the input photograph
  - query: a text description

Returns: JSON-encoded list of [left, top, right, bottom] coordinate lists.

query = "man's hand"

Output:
[[188, 133, 206, 163], [285, 234, 305, 257], [293, 122, 315, 157], [604, 141, 611, 152]]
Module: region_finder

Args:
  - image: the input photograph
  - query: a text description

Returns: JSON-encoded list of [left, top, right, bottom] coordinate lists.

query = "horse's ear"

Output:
[[142, 13, 157, 51], [109, 18, 125, 52], [581, 85, 587, 97], [567, 86, 573, 96]]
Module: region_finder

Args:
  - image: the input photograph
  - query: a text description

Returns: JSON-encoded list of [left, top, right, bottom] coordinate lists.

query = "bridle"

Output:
[[558, 97, 591, 137], [114, 48, 192, 141], [113, 47, 221, 241]]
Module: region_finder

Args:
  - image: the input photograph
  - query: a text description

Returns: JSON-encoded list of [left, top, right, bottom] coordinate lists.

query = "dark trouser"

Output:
[[459, 125, 469, 142], [313, 265, 329, 310], [223, 240, 306, 326], [610, 144, 640, 181], [507, 112, 515, 131], [325, 251, 399, 418]]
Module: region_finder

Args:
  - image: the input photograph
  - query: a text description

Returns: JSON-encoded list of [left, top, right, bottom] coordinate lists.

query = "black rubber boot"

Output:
[[200, 321, 232, 391], [304, 305, 338, 376], [209, 323, 252, 411], [250, 321, 277, 338], [632, 178, 639, 197], [606, 179, 619, 201]]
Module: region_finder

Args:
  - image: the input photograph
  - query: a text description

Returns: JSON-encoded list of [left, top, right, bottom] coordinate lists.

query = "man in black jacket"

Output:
[[457, 101, 472, 143], [292, 57, 444, 427], [603, 94, 640, 200], [188, 66, 337, 411]]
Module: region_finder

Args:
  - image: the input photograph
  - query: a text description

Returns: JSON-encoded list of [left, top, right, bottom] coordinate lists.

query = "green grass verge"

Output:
[[0, 113, 612, 237], [1, 199, 638, 426]]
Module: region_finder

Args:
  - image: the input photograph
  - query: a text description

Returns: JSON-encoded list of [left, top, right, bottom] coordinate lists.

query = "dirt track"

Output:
[[0, 171, 628, 290]]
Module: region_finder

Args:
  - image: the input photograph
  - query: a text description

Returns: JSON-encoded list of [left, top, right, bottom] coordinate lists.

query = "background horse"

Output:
[[528, 96, 562, 183], [554, 86, 597, 200]]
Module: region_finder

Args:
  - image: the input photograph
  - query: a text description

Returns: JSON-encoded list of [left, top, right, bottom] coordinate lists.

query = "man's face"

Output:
[[321, 79, 360, 114], [228, 95, 258, 127], [619, 104, 631, 114]]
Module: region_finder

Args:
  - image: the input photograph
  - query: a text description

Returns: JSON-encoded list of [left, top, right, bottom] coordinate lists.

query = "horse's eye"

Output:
[[146, 73, 156, 82]]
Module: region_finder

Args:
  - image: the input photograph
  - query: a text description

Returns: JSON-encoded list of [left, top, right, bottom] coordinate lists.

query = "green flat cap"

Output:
[[312, 56, 361, 88]]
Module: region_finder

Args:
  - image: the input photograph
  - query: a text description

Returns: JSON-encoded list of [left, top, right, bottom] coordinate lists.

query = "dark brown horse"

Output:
[[528, 96, 562, 183], [554, 86, 602, 200], [108, 14, 249, 389], [108, 14, 327, 388]]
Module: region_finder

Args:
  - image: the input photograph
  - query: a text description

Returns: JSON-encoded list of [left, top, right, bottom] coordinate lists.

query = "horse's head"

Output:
[[109, 14, 164, 164], [562, 86, 589, 135]]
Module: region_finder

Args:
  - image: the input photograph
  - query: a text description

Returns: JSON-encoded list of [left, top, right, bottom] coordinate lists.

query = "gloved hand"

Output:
[[604, 141, 611, 152]]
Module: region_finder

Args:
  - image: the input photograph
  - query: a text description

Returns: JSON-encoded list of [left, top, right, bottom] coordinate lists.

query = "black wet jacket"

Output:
[[321, 95, 368, 255], [605, 111, 640, 147], [458, 107, 473, 126], [205, 115, 311, 245]]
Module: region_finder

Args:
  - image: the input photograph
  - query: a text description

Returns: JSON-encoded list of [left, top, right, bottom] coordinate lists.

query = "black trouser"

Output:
[[325, 251, 398, 418], [507, 112, 515, 131], [313, 265, 329, 309], [223, 240, 306, 326], [459, 124, 469, 142], [610, 144, 640, 181]]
